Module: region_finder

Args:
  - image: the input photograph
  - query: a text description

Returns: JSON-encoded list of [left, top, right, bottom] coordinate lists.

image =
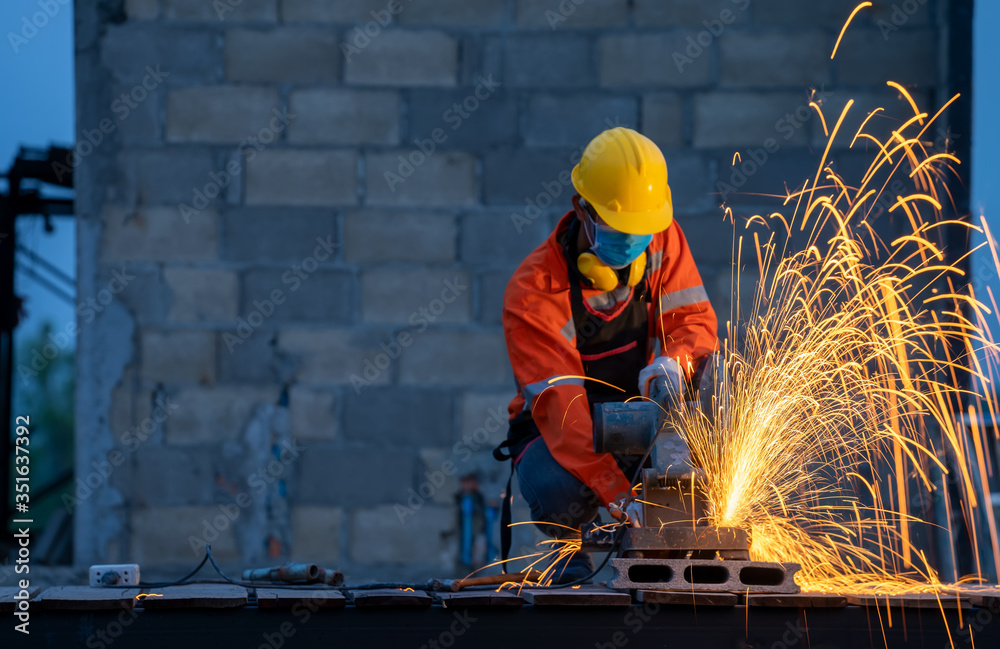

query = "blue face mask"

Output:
[[586, 218, 652, 269]]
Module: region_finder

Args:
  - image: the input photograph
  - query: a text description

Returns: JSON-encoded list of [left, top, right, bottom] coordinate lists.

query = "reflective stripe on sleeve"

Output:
[[658, 285, 709, 312], [520, 376, 586, 412], [647, 250, 664, 273]]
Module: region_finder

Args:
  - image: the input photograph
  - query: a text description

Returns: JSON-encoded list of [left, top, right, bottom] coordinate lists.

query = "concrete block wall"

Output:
[[75, 0, 954, 580]]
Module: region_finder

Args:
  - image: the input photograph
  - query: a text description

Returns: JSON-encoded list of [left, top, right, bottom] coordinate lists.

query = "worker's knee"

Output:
[[523, 482, 599, 537], [515, 440, 600, 535]]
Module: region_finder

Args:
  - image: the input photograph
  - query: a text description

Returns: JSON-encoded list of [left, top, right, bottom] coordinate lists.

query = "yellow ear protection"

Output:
[[573, 195, 647, 292], [577, 250, 646, 292]]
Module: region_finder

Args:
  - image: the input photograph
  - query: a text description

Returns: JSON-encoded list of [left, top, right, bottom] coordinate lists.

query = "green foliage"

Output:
[[8, 320, 74, 542]]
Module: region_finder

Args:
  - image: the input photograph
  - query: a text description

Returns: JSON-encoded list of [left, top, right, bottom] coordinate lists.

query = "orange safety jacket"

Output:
[[502, 211, 719, 507]]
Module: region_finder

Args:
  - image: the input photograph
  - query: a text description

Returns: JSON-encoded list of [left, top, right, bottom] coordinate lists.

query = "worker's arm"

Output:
[[640, 222, 719, 399], [503, 290, 633, 509]]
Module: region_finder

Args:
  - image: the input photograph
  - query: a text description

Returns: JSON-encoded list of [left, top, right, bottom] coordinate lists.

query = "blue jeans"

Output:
[[514, 437, 598, 580], [514, 436, 639, 581], [515, 437, 602, 539]]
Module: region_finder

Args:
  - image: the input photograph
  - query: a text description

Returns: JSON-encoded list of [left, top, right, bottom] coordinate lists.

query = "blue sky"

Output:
[[972, 1, 1000, 238], [972, 0, 1000, 392], [1, 1, 75, 360]]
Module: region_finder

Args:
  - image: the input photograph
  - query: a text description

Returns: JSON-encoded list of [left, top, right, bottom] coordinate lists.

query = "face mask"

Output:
[[585, 215, 653, 269]]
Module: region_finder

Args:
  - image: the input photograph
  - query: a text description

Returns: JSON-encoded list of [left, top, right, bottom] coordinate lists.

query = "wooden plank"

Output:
[[636, 590, 738, 607], [350, 589, 434, 607], [38, 586, 140, 611], [138, 584, 248, 609], [0, 586, 40, 614], [970, 593, 1000, 609], [255, 588, 346, 609], [845, 593, 972, 609], [522, 586, 631, 607], [959, 587, 1000, 609], [437, 590, 525, 608], [747, 593, 847, 608]]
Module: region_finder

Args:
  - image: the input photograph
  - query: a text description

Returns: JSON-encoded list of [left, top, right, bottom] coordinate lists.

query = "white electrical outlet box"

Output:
[[89, 564, 140, 587]]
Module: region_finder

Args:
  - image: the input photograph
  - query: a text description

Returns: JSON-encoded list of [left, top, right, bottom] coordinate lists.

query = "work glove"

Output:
[[608, 498, 643, 527], [638, 356, 684, 415], [641, 353, 732, 424]]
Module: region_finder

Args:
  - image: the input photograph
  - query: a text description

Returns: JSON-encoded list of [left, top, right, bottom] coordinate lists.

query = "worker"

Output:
[[494, 127, 723, 583]]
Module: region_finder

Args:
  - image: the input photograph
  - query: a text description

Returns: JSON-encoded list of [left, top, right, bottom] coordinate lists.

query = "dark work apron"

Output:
[[492, 216, 651, 568]]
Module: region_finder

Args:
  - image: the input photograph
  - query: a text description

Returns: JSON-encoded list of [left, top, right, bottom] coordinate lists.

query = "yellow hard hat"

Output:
[[571, 127, 673, 235]]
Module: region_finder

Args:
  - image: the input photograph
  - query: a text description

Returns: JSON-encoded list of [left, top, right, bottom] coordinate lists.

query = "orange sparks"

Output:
[[674, 82, 1000, 594], [831, 2, 873, 60], [889, 194, 944, 213], [507, 19, 997, 598], [810, 101, 830, 138], [887, 81, 926, 125]]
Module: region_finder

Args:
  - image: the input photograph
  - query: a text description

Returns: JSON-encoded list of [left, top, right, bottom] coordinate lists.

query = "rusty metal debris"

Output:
[[241, 562, 344, 586]]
